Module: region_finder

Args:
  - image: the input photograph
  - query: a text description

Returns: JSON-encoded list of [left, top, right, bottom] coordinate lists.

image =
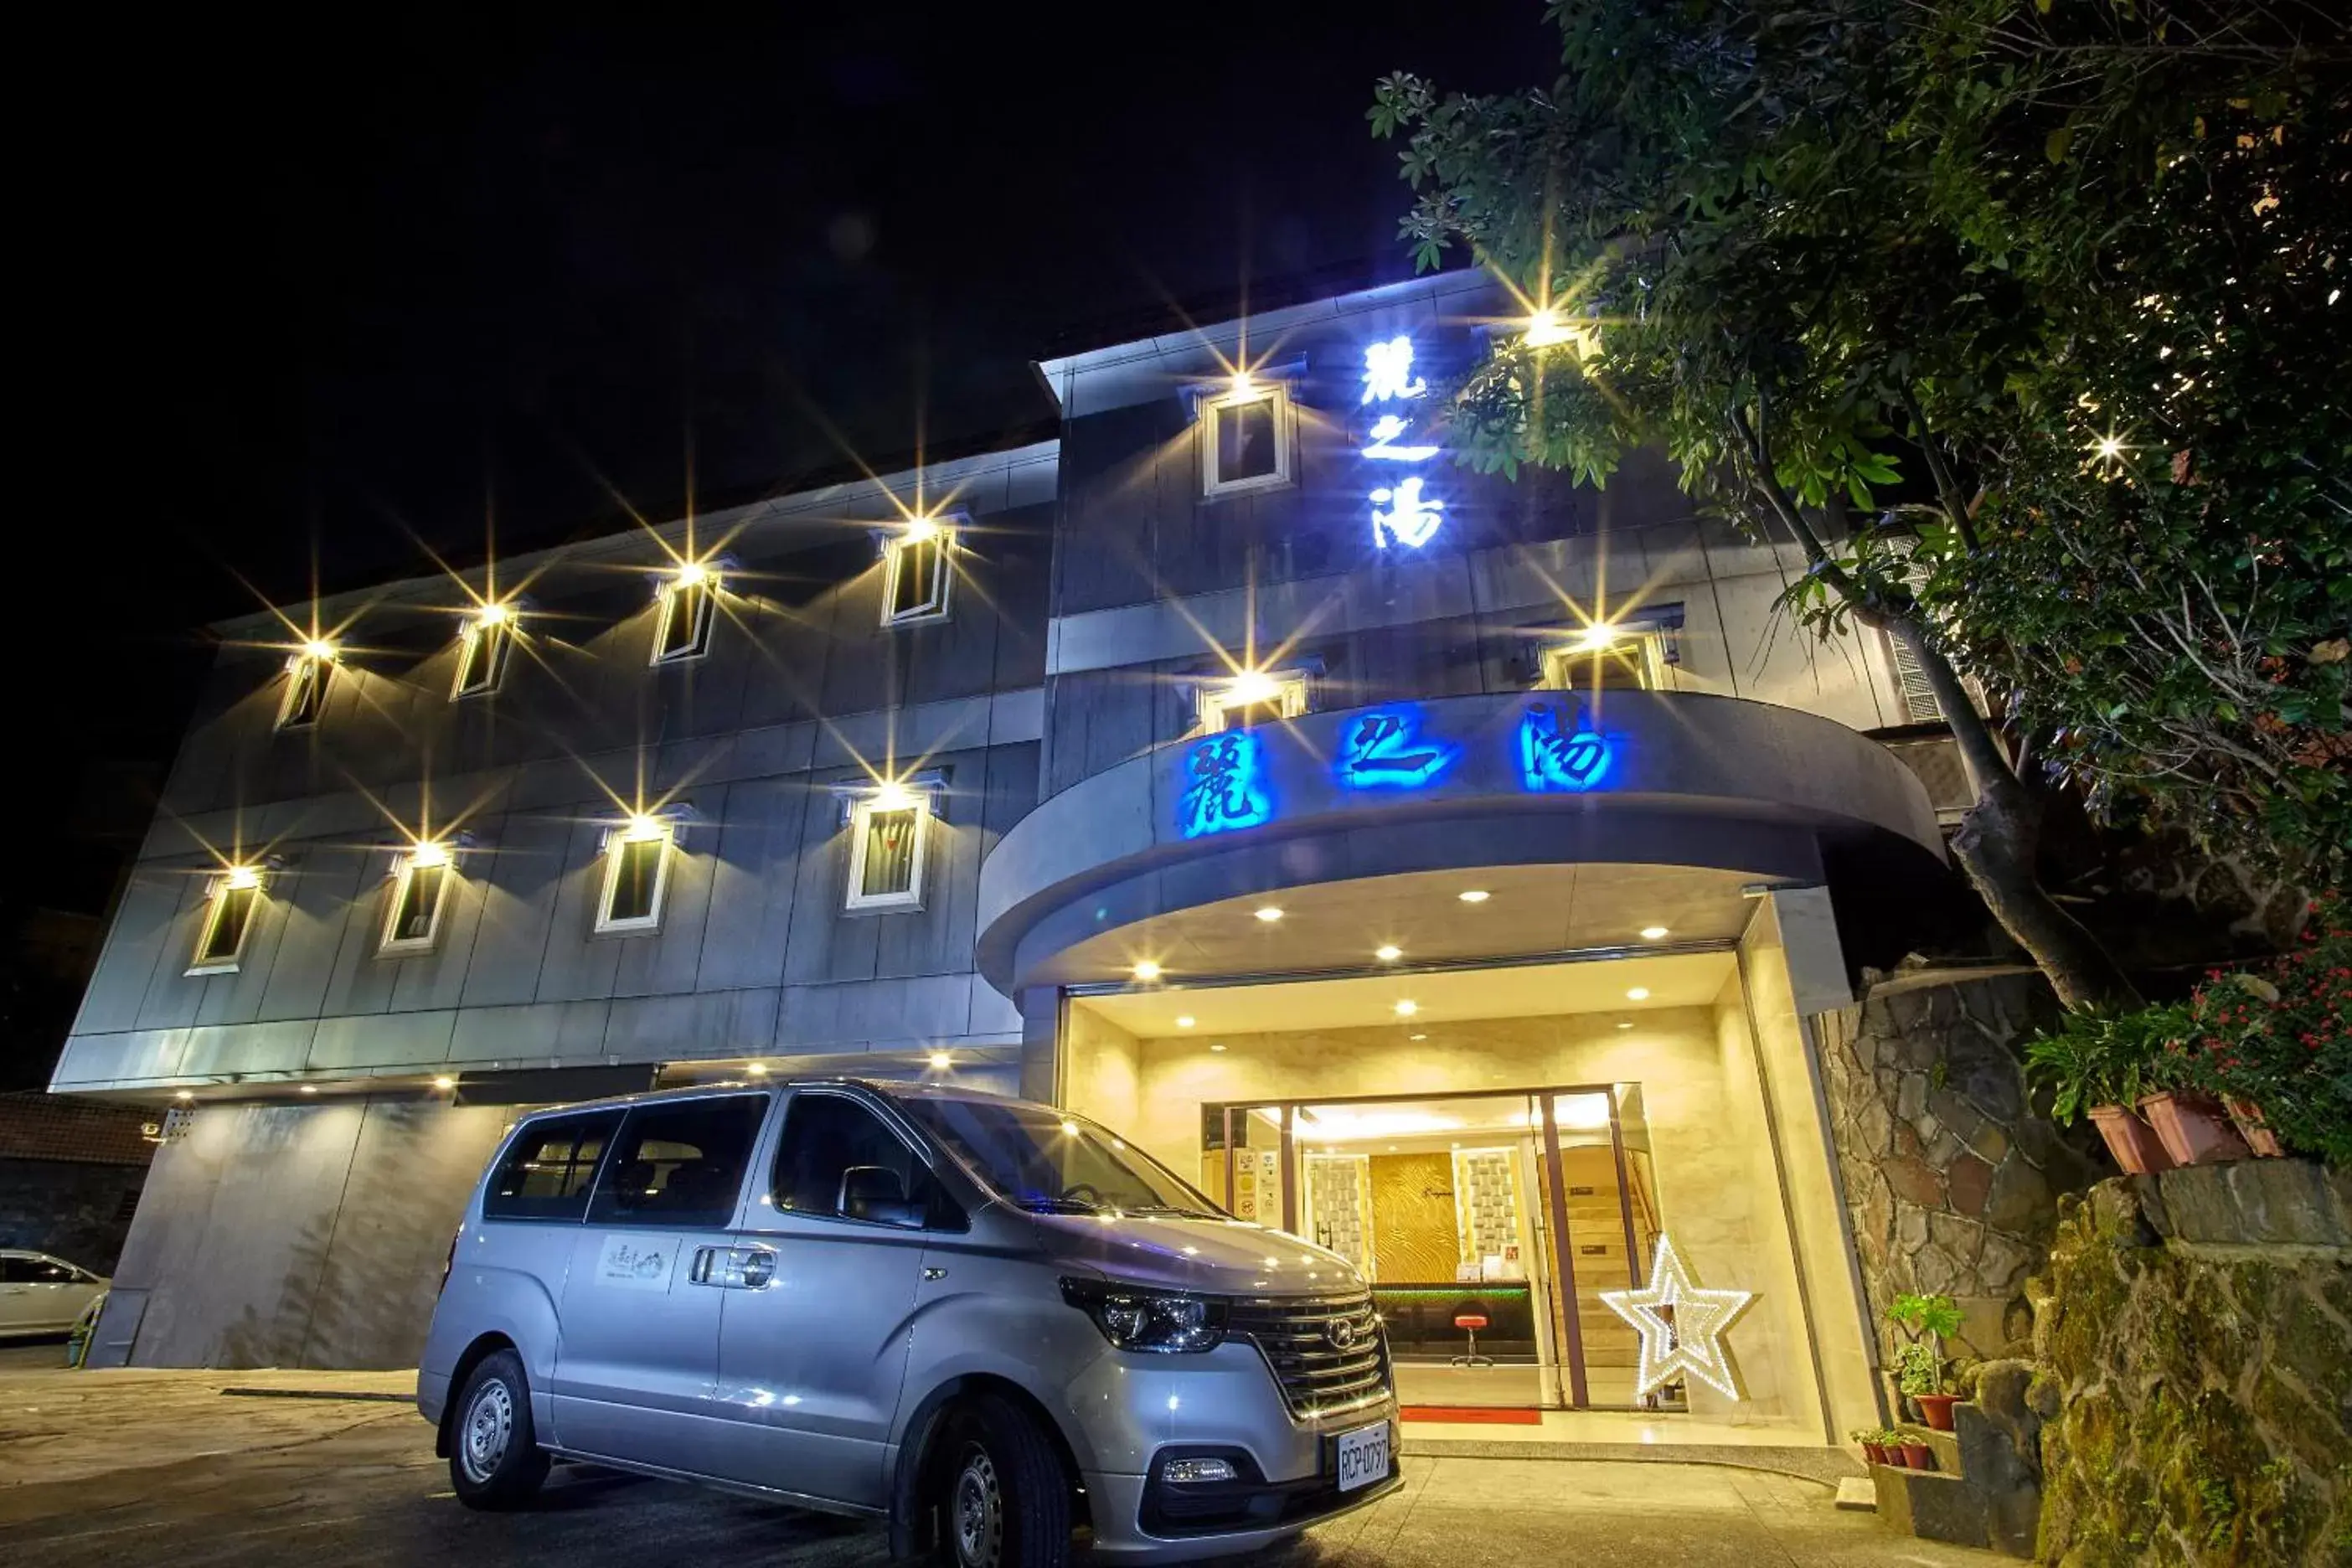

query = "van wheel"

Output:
[[450, 1349, 550, 1510], [936, 1395, 1070, 1568]]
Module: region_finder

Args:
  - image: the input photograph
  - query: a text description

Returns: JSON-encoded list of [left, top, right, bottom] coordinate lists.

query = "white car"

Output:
[[0, 1251, 111, 1337]]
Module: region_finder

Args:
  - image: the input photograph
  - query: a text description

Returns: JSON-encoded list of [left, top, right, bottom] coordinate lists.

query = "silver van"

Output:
[[417, 1080, 1399, 1566]]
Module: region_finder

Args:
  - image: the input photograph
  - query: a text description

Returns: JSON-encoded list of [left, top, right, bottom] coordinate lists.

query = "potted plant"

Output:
[[1854, 1427, 1889, 1466], [1899, 1432, 1936, 1470], [2183, 903, 2350, 1166], [1885, 1292, 1963, 1430], [2025, 1005, 2176, 1173]]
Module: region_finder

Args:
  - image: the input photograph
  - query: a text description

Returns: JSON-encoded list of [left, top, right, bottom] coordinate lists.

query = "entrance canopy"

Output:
[[977, 691, 1942, 992]]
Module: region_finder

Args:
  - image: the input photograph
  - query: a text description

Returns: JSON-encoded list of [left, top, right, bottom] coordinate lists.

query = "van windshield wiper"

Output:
[[1123, 1204, 1225, 1220], [1014, 1194, 1103, 1214]]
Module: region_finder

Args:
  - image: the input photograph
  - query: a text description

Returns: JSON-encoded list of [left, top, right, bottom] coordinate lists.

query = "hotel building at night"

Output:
[[52, 270, 1968, 1452]]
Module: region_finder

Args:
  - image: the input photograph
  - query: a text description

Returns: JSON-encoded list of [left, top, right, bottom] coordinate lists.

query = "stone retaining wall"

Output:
[[1816, 968, 2106, 1363], [2030, 1162, 2351, 1565]]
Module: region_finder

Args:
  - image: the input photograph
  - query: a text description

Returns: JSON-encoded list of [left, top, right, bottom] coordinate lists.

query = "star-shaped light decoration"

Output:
[[1598, 1235, 1756, 1400]]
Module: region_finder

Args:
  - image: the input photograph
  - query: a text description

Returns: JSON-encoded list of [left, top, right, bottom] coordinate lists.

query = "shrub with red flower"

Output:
[[2182, 895, 2352, 1163]]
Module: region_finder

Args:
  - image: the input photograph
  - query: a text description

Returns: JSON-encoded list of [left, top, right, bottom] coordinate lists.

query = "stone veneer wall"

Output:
[[2030, 1162, 2351, 1565], [1815, 968, 2106, 1363]]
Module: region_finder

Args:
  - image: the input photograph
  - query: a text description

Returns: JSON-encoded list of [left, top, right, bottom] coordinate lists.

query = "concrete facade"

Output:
[[58, 272, 1963, 1400]]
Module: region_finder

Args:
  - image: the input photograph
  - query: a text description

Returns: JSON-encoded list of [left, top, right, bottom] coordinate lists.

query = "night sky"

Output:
[[8, 5, 1551, 1072]]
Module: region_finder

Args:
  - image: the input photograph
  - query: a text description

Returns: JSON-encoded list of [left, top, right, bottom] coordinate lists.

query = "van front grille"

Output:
[[1227, 1292, 1390, 1419]]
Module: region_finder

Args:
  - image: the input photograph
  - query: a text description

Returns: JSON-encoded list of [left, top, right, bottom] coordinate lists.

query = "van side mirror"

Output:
[[838, 1165, 922, 1227]]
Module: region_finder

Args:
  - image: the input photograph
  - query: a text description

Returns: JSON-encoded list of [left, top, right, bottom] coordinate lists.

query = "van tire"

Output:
[[935, 1393, 1071, 1568], [449, 1349, 549, 1510]]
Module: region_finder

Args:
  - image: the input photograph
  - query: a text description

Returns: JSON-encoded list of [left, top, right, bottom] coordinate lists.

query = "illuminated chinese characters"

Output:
[[1359, 335, 1446, 549], [1519, 702, 1616, 792], [1177, 731, 1272, 839], [1338, 709, 1458, 788]]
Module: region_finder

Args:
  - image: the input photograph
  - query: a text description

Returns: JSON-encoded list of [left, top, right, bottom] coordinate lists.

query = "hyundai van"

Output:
[[417, 1080, 1400, 1566]]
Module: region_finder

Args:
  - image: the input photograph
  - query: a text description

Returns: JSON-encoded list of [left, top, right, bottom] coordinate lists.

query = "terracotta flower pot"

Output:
[[1862, 1441, 1888, 1465], [2225, 1097, 2287, 1158], [2087, 1103, 2176, 1174], [1914, 1393, 1960, 1431], [2139, 1091, 2253, 1167], [1901, 1441, 1934, 1471]]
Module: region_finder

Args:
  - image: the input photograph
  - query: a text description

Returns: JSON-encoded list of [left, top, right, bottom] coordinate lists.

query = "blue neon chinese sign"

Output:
[[1359, 335, 1446, 549], [1337, 708, 1458, 789], [1519, 702, 1615, 792], [1178, 731, 1272, 838]]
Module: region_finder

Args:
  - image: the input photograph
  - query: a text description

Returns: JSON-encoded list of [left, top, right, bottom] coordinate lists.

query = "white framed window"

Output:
[[1537, 618, 1678, 694], [650, 565, 719, 664], [881, 518, 956, 627], [451, 606, 516, 699], [379, 843, 456, 955], [596, 818, 675, 934], [845, 787, 934, 913], [188, 866, 266, 975], [1196, 668, 1312, 734], [276, 650, 333, 730], [1199, 380, 1294, 498]]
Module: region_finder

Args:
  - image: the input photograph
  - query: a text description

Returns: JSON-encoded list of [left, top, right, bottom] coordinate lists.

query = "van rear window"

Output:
[[482, 1111, 622, 1223]]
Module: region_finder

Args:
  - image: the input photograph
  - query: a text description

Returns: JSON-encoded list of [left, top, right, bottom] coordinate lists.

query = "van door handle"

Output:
[[691, 1246, 776, 1290]]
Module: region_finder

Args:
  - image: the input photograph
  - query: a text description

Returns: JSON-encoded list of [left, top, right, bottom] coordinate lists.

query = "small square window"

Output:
[[1197, 669, 1311, 734], [596, 821, 674, 934], [451, 614, 514, 699], [882, 522, 955, 626], [1539, 624, 1674, 694], [379, 848, 455, 955], [189, 869, 265, 974], [1199, 383, 1294, 498], [651, 571, 717, 664], [276, 653, 332, 730], [846, 792, 933, 912]]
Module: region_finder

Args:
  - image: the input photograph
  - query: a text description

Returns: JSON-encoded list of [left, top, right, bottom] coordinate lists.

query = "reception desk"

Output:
[[1371, 1282, 1540, 1362]]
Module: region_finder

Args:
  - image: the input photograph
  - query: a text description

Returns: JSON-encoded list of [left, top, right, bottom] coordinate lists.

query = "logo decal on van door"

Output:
[[596, 1234, 681, 1292]]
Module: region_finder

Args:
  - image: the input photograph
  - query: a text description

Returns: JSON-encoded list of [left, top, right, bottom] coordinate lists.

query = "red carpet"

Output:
[[1398, 1406, 1544, 1425]]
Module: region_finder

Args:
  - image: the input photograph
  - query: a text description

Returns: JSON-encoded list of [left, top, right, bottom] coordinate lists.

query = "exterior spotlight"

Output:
[[900, 516, 941, 545], [1394, 999, 1419, 1018], [174, 1089, 194, 1101], [302, 638, 338, 662], [1229, 369, 1261, 400], [623, 813, 667, 843], [433, 1075, 456, 1090], [745, 1062, 768, 1077], [928, 1050, 953, 1070], [1640, 926, 1669, 941], [1209, 1043, 1228, 1053], [1060, 1119, 1080, 1136], [1617, 1020, 1635, 1030], [224, 864, 263, 891], [1524, 308, 1574, 348], [409, 840, 451, 869], [1375, 944, 1402, 962], [1253, 906, 1284, 923], [1627, 987, 1651, 1001], [1457, 890, 1490, 905], [673, 560, 710, 589], [1576, 622, 1620, 652], [474, 601, 512, 628], [1224, 669, 1282, 707], [300, 1085, 318, 1095], [868, 781, 918, 812], [1175, 1016, 1196, 1029], [1132, 959, 1163, 982]]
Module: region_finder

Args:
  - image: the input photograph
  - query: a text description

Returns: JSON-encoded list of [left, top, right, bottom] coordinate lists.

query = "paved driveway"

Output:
[[0, 1369, 2001, 1567]]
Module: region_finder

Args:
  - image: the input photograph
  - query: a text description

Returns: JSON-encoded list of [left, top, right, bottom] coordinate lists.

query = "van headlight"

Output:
[[1060, 1278, 1228, 1354]]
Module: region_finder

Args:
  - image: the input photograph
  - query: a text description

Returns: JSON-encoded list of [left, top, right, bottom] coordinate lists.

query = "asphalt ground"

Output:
[[0, 1369, 2002, 1567]]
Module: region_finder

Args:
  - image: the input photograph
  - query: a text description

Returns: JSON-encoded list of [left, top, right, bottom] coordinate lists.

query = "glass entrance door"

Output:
[[1204, 1085, 1668, 1411]]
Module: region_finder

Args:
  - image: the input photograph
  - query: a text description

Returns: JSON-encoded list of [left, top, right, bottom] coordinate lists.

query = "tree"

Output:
[[1372, 0, 2349, 1009]]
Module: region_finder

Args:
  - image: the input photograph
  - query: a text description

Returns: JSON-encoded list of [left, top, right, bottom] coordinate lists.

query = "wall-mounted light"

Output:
[[899, 515, 942, 546], [302, 638, 339, 663], [1576, 622, 1621, 652], [671, 560, 712, 590], [472, 601, 513, 628], [432, 1075, 456, 1091], [223, 864, 264, 891], [1132, 959, 1163, 982], [927, 1050, 954, 1070], [407, 839, 451, 869], [622, 813, 668, 843]]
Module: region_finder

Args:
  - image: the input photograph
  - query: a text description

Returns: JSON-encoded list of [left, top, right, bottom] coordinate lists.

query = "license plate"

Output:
[[1334, 1420, 1390, 1493]]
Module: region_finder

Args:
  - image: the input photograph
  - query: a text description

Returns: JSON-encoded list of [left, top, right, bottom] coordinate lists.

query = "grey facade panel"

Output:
[[455, 810, 570, 1009]]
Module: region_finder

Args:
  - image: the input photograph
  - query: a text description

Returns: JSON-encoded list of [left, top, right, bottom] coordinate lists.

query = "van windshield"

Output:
[[896, 1099, 1224, 1219]]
